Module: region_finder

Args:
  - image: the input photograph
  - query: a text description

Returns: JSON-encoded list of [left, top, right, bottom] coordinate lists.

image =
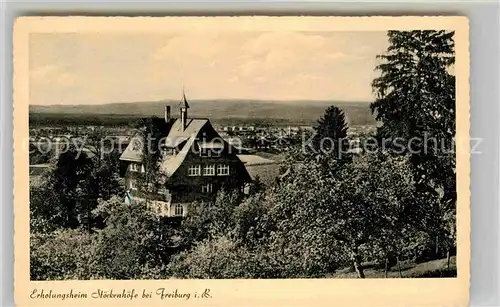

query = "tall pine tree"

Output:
[[371, 30, 456, 257], [312, 106, 350, 160]]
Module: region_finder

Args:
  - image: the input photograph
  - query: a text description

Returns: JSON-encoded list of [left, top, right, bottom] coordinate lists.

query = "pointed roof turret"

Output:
[[179, 88, 190, 109]]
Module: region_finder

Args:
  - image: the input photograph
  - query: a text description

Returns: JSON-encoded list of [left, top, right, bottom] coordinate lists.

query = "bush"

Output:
[[31, 198, 177, 280], [168, 236, 260, 279], [90, 198, 171, 279], [30, 228, 96, 280]]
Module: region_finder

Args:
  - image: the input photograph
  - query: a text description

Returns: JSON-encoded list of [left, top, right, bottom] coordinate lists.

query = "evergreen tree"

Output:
[[312, 106, 350, 160], [371, 30, 456, 257]]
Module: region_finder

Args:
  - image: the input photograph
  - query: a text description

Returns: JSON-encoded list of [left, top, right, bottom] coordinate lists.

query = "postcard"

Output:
[[14, 16, 470, 306]]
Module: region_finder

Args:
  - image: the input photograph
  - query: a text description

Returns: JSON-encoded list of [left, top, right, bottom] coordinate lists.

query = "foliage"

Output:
[[31, 197, 178, 280], [168, 236, 260, 279], [30, 146, 93, 230], [85, 128, 123, 201], [30, 228, 96, 280], [169, 148, 446, 279], [30, 139, 122, 231], [180, 188, 242, 249], [311, 106, 350, 159], [136, 116, 168, 203], [29, 142, 54, 164], [171, 153, 421, 278], [371, 30, 456, 257], [274, 153, 421, 277], [90, 197, 173, 279]]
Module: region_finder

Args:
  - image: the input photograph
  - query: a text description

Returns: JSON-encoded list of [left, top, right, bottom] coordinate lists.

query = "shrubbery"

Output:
[[30, 228, 95, 280]]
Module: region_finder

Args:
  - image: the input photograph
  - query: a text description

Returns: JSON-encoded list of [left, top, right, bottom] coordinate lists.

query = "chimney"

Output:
[[165, 105, 171, 123], [181, 109, 187, 131]]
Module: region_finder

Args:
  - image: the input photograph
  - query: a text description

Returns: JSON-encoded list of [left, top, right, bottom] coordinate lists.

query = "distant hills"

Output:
[[29, 99, 377, 126]]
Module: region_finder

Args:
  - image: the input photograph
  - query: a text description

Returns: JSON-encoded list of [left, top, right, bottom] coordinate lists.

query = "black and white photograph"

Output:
[[24, 18, 463, 284]]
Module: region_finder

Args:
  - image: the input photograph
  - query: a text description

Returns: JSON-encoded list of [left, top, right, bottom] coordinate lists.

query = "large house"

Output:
[[119, 95, 253, 217]]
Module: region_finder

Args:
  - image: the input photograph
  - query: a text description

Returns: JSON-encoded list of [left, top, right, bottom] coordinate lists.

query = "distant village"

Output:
[[29, 123, 374, 156]]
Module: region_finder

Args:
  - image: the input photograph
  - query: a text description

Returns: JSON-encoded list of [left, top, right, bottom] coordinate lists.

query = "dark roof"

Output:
[[179, 93, 190, 109], [160, 135, 197, 177], [120, 118, 211, 177], [168, 118, 207, 139]]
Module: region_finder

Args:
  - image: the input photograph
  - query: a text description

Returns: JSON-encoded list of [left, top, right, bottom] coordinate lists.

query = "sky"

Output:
[[29, 31, 389, 105]]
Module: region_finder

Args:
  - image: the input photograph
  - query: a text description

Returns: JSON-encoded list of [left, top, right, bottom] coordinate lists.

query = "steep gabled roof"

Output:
[[119, 134, 142, 162], [160, 134, 197, 177], [168, 118, 208, 139], [120, 118, 214, 178]]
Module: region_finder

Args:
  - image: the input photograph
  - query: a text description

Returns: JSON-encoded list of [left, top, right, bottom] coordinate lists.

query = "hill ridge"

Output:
[[31, 99, 371, 108], [29, 100, 376, 126]]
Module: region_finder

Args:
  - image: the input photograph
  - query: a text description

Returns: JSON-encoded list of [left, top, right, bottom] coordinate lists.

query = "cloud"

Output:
[[55, 73, 76, 86], [29, 31, 389, 105], [30, 65, 58, 80], [148, 31, 371, 100], [152, 33, 239, 62], [227, 32, 367, 97], [30, 64, 76, 87]]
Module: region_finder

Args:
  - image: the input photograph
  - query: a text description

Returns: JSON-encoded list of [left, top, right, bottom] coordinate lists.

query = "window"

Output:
[[217, 164, 230, 176], [188, 165, 201, 176], [174, 204, 184, 216], [201, 183, 213, 193], [128, 179, 137, 191], [130, 163, 139, 172], [203, 165, 215, 176]]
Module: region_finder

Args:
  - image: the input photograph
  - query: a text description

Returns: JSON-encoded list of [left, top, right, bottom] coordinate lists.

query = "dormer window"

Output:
[[130, 163, 139, 172], [217, 164, 230, 176], [188, 165, 201, 176], [203, 165, 215, 176]]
